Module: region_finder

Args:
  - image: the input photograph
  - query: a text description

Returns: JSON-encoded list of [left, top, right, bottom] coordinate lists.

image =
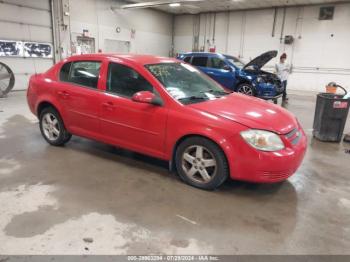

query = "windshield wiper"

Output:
[[200, 89, 232, 96], [178, 96, 208, 101]]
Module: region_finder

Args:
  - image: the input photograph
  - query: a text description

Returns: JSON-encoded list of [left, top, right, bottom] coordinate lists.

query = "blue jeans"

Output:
[[282, 80, 287, 99]]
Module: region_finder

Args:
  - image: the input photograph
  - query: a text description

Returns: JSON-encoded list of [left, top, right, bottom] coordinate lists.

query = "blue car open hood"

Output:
[[243, 50, 277, 70]]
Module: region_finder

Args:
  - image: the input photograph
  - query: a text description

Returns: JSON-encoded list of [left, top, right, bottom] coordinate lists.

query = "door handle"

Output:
[[102, 102, 116, 111], [57, 91, 70, 99]]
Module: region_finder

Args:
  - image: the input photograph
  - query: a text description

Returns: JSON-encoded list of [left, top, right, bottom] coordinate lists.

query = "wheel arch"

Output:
[[37, 101, 60, 116], [235, 78, 252, 89], [36, 100, 67, 128], [169, 133, 231, 173]]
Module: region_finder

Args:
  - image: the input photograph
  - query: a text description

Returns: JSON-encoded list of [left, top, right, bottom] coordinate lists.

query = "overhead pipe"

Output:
[[212, 12, 216, 44], [192, 14, 200, 51], [280, 6, 286, 44], [203, 13, 207, 51], [271, 7, 277, 37], [171, 14, 175, 56], [50, 0, 58, 62], [225, 11, 230, 53]]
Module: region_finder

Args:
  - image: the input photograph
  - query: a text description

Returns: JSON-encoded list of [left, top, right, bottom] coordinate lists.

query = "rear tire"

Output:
[[175, 137, 229, 190], [237, 83, 255, 96], [39, 107, 71, 146]]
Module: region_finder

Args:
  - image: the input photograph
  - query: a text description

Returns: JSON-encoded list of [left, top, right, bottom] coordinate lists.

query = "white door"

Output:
[[104, 39, 130, 54], [0, 0, 54, 91]]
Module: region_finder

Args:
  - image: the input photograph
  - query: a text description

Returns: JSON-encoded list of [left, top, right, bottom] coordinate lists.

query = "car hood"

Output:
[[243, 50, 277, 70], [189, 93, 297, 134]]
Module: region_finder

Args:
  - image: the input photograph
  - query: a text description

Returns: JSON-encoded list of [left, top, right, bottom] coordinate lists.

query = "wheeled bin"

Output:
[[313, 92, 350, 142]]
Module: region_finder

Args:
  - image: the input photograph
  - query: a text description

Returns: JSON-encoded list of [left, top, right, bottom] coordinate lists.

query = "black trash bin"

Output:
[[313, 93, 350, 142]]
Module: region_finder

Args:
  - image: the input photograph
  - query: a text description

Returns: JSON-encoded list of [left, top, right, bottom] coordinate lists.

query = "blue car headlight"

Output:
[[256, 76, 264, 83]]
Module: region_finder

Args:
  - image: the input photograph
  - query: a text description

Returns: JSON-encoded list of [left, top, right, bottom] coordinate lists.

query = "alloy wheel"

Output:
[[42, 113, 60, 141], [238, 85, 254, 96], [181, 145, 217, 184]]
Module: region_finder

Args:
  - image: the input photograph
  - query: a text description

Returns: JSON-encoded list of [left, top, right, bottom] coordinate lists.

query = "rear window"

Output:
[[191, 56, 208, 67], [59, 61, 101, 89], [183, 56, 192, 63], [59, 62, 71, 82]]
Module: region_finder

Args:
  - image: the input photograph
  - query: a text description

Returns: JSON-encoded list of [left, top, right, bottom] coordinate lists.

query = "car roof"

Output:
[[65, 53, 179, 66], [181, 52, 226, 57], [183, 53, 240, 60]]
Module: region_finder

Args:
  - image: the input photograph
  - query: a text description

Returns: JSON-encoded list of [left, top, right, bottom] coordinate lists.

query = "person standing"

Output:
[[275, 53, 290, 101]]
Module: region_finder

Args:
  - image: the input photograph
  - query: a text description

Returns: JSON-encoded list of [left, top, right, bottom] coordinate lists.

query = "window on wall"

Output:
[[65, 61, 101, 89], [208, 57, 226, 69], [107, 62, 154, 98], [191, 56, 208, 67]]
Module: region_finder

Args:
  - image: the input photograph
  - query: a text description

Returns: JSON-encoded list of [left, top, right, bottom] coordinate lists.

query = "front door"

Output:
[[206, 57, 235, 89], [100, 62, 168, 159]]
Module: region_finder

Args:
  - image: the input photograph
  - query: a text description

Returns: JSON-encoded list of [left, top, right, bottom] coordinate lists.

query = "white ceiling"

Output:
[[124, 0, 349, 14]]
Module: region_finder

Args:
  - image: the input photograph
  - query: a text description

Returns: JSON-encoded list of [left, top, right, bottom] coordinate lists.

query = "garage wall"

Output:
[[58, 0, 173, 58], [0, 0, 54, 90], [174, 3, 350, 92]]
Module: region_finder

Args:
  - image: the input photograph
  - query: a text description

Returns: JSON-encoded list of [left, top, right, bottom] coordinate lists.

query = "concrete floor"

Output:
[[0, 91, 349, 255]]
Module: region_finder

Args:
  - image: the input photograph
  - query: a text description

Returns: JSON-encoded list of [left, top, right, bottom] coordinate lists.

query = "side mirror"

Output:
[[223, 65, 232, 72], [132, 91, 163, 106]]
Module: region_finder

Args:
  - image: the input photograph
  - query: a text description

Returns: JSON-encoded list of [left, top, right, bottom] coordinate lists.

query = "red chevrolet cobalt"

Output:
[[27, 54, 307, 190]]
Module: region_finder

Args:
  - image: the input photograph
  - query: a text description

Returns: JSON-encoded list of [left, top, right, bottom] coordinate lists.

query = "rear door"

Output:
[[55, 59, 103, 137], [99, 61, 168, 159]]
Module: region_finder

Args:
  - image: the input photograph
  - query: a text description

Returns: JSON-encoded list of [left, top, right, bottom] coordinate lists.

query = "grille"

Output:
[[285, 128, 301, 145], [260, 170, 292, 181]]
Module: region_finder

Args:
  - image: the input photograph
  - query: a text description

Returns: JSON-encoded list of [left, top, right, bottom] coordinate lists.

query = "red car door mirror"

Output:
[[132, 91, 163, 106]]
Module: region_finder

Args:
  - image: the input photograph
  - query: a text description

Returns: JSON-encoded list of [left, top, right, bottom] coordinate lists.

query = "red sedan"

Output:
[[27, 54, 307, 190]]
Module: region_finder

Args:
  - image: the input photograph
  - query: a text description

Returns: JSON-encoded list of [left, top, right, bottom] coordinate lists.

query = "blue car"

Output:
[[177, 51, 284, 101]]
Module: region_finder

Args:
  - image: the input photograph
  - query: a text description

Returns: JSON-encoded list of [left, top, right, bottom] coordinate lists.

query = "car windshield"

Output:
[[224, 55, 245, 69], [145, 63, 231, 104]]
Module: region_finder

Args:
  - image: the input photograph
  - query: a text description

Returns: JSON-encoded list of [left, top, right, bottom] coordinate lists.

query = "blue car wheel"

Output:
[[237, 83, 255, 96]]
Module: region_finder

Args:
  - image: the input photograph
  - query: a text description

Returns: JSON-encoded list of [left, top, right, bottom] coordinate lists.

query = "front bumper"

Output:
[[228, 126, 307, 183], [259, 93, 283, 100], [254, 81, 284, 100]]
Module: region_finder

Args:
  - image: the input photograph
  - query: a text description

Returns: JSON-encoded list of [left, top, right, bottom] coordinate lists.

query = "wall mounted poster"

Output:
[[0, 40, 23, 56], [24, 42, 53, 58], [0, 40, 52, 58]]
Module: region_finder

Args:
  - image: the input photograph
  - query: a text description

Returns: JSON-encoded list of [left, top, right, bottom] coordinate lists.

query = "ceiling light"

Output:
[[169, 3, 181, 7]]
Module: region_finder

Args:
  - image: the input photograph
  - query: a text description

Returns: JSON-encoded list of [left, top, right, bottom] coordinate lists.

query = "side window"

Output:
[[107, 62, 154, 98], [59, 62, 71, 82], [183, 56, 192, 63], [69, 61, 101, 89], [208, 57, 226, 69], [191, 56, 208, 67]]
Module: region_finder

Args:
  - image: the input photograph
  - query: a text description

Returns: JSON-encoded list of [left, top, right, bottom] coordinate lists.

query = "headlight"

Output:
[[256, 76, 264, 83], [240, 129, 284, 151]]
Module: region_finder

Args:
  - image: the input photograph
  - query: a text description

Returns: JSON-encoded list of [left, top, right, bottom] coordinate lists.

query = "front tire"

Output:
[[39, 107, 71, 146], [237, 83, 255, 96], [175, 137, 229, 190]]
